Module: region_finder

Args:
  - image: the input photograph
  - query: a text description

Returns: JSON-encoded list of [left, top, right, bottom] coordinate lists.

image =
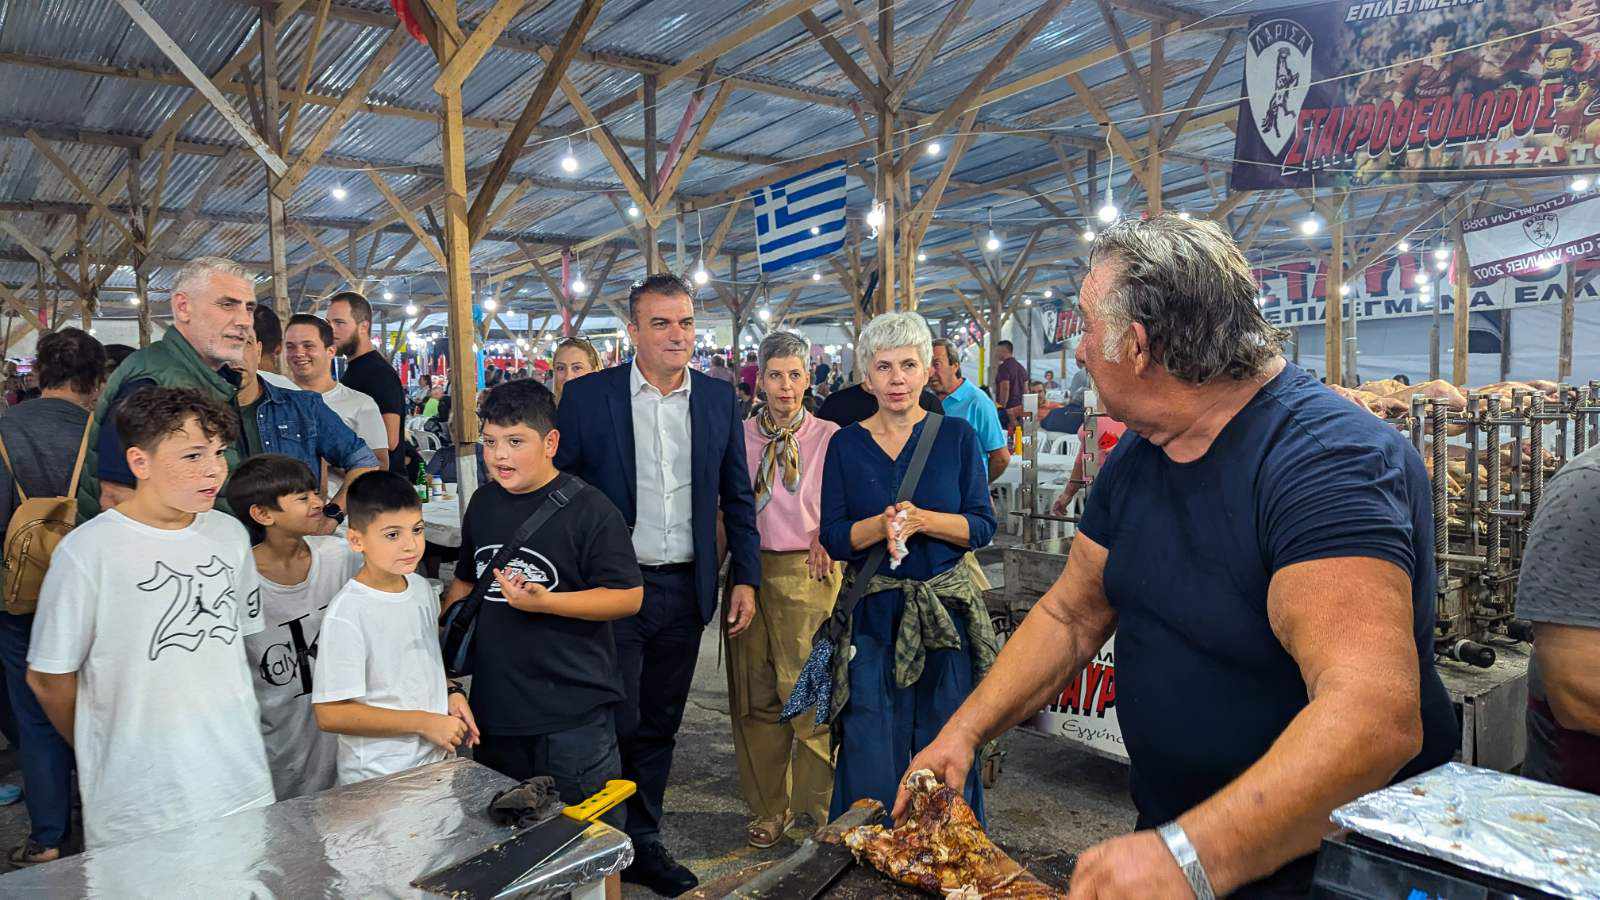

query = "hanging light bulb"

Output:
[[1300, 216, 1320, 235], [128, 295, 141, 306], [1435, 259, 1449, 273], [1572, 175, 1591, 192], [865, 200, 885, 232], [1338, 284, 1350, 296], [1024, 297, 1033, 307], [916, 251, 926, 262], [757, 308, 771, 322], [1177, 211, 1191, 220], [1082, 228, 1096, 242], [626, 204, 640, 218], [570, 272, 588, 295], [382, 289, 394, 300], [985, 230, 1001, 252], [811, 270, 822, 282], [329, 185, 348, 201], [405, 303, 418, 316], [1397, 240, 1411, 253], [926, 141, 942, 157], [560, 141, 579, 173], [1097, 201, 1119, 224], [517, 338, 528, 349], [483, 298, 498, 311], [810, 225, 820, 236], [1416, 272, 1430, 285], [692, 262, 710, 285], [1432, 246, 1450, 262], [1043, 288, 1054, 299]]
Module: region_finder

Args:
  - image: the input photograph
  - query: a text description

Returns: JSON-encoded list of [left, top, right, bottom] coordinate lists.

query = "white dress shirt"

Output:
[[630, 361, 694, 565]]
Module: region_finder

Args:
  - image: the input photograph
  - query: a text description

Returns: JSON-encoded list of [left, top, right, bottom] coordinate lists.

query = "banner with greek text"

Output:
[[1040, 299, 1083, 355], [1025, 638, 1127, 762], [1255, 253, 1600, 327], [1462, 189, 1600, 280], [1232, 2, 1600, 190]]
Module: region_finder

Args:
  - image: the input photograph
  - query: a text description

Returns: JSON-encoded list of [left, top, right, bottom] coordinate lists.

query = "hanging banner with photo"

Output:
[[1231, 2, 1600, 190], [1255, 252, 1600, 327], [1040, 299, 1083, 354], [1462, 189, 1600, 280]]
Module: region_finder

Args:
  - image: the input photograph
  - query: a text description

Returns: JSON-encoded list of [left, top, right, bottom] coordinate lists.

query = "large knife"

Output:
[[413, 779, 635, 898], [726, 800, 883, 899]]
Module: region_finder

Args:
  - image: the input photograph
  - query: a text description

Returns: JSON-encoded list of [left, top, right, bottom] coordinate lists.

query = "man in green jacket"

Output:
[[79, 257, 256, 519]]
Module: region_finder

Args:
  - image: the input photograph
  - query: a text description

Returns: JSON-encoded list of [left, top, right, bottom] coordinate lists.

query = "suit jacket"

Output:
[[554, 364, 761, 623]]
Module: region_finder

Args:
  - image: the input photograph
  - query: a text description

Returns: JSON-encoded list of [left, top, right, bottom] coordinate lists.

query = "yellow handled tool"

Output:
[[562, 779, 636, 823]]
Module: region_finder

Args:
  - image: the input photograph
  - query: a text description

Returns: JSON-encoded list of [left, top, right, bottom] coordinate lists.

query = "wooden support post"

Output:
[[1428, 288, 1440, 381], [1146, 20, 1166, 215], [876, 108, 896, 313], [1498, 308, 1512, 380], [642, 74, 658, 276], [1559, 262, 1575, 380], [1324, 205, 1344, 386], [260, 7, 290, 310], [1451, 218, 1469, 386], [74, 214, 94, 331]]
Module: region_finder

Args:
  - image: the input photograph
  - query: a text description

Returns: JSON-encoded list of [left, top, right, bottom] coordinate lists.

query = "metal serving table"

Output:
[[0, 758, 632, 899]]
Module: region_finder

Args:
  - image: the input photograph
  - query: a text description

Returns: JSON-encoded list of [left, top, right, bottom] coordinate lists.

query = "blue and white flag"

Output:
[[750, 161, 848, 274]]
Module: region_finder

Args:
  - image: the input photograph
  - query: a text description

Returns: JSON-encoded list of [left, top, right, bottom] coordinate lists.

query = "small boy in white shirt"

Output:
[[226, 453, 362, 799], [27, 387, 274, 849], [313, 470, 478, 784]]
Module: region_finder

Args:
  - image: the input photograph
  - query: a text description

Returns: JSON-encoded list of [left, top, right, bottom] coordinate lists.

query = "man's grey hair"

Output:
[[758, 330, 810, 371], [172, 256, 249, 298], [1088, 215, 1282, 383], [857, 312, 932, 368]]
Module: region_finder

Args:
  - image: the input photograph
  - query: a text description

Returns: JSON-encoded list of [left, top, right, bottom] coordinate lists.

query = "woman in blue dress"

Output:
[[818, 312, 998, 822]]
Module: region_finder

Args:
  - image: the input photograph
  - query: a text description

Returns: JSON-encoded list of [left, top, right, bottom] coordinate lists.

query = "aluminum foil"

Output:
[[1330, 762, 1600, 898], [0, 757, 633, 899]]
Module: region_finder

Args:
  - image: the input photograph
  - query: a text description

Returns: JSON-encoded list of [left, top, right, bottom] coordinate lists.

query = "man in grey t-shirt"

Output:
[[1516, 444, 1600, 794]]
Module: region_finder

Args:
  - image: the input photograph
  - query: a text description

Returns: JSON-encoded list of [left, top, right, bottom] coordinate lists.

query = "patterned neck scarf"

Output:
[[754, 406, 806, 512]]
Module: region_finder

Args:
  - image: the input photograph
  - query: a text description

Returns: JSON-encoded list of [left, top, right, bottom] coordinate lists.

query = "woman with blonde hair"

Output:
[[550, 337, 600, 403]]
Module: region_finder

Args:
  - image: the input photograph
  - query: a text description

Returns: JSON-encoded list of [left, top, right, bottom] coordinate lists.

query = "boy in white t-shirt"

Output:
[[313, 471, 478, 784], [27, 387, 275, 849], [226, 453, 362, 799]]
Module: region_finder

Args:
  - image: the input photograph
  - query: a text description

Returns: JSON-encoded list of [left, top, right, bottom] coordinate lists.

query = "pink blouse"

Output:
[[742, 413, 840, 552]]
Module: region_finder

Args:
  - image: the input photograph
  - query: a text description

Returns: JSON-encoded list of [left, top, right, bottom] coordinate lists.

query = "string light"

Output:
[[1416, 272, 1430, 285], [1043, 288, 1054, 299], [1397, 240, 1410, 252], [1082, 228, 1096, 242], [560, 141, 579, 173], [516, 338, 528, 349], [866, 201, 885, 232], [985, 230, 1001, 252], [1024, 297, 1033, 307], [483, 298, 498, 311], [810, 225, 820, 236], [812, 270, 823, 281], [757, 308, 771, 322], [570, 272, 588, 295], [1432, 246, 1450, 262], [916, 251, 926, 262], [626, 204, 640, 218], [1176, 211, 1191, 220], [128, 295, 140, 306], [1300, 216, 1320, 235], [1572, 175, 1591, 192], [1338, 284, 1350, 296], [693, 261, 710, 285], [1097, 143, 1119, 224], [405, 303, 418, 316], [382, 290, 394, 300], [329, 185, 347, 201], [926, 141, 942, 157]]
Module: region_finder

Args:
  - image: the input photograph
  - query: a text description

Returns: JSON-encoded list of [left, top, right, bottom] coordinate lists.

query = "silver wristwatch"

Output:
[[1157, 821, 1216, 900]]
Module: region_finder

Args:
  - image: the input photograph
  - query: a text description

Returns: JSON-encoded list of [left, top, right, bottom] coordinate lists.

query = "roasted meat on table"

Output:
[[843, 770, 1066, 899]]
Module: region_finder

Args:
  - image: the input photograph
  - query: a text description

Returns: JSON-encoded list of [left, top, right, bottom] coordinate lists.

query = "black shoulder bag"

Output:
[[826, 413, 943, 640], [439, 473, 588, 677]]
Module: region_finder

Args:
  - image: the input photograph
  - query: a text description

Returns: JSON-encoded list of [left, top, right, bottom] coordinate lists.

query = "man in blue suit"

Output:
[[555, 274, 760, 896]]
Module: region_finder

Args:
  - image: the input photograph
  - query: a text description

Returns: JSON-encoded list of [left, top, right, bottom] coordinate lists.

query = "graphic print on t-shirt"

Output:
[[256, 605, 329, 696], [144, 557, 261, 661], [472, 544, 560, 600]]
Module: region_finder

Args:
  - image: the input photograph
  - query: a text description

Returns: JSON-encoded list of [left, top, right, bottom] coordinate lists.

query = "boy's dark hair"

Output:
[[253, 304, 284, 357], [286, 313, 335, 347], [36, 327, 107, 394], [346, 470, 421, 530], [627, 273, 694, 320], [326, 290, 372, 325], [738, 382, 753, 398], [103, 343, 136, 376], [115, 386, 239, 455], [480, 378, 557, 434], [223, 454, 320, 544]]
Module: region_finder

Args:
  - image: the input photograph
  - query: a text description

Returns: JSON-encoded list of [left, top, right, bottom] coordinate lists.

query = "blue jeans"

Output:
[[0, 612, 74, 848]]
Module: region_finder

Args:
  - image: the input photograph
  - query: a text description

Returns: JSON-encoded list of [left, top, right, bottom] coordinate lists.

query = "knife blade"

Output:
[[726, 801, 883, 899], [413, 779, 635, 898]]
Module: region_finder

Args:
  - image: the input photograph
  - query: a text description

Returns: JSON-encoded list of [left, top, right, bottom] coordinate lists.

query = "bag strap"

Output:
[[0, 431, 18, 503], [832, 413, 944, 625], [464, 473, 585, 605], [64, 421, 93, 502]]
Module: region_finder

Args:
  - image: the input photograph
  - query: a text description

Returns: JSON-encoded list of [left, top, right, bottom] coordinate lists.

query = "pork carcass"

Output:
[[844, 770, 1065, 898], [1388, 379, 1467, 410]]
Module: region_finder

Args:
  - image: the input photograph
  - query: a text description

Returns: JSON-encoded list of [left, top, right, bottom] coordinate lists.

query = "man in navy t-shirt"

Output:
[[898, 215, 1455, 898]]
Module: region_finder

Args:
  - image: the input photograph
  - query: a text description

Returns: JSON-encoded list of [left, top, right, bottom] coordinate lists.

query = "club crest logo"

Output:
[[1524, 212, 1559, 248], [1246, 19, 1314, 158]]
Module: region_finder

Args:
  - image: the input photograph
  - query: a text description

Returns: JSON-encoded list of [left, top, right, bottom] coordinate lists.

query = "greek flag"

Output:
[[751, 161, 848, 274]]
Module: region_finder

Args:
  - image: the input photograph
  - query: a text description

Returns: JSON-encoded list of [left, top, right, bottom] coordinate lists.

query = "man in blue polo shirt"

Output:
[[930, 338, 1009, 482]]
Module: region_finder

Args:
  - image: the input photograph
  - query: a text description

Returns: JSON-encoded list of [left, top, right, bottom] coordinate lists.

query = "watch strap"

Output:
[[1158, 821, 1216, 900]]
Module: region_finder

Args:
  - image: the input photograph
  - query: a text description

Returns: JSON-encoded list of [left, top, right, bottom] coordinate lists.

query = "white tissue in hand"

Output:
[[888, 509, 909, 571]]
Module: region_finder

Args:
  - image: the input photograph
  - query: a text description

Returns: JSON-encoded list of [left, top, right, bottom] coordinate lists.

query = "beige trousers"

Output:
[[726, 550, 841, 825]]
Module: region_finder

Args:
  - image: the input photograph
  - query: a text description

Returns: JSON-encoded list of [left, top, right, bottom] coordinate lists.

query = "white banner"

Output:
[[1023, 637, 1127, 762], [1462, 191, 1600, 282], [1255, 255, 1600, 328]]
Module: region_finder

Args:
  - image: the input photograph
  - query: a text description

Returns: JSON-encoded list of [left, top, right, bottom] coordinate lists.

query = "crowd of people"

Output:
[[0, 213, 1592, 898]]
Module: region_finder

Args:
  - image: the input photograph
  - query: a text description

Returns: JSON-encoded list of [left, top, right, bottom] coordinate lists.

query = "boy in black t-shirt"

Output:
[[443, 380, 642, 826]]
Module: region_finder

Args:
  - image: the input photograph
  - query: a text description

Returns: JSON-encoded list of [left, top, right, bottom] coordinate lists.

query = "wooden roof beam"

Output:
[[798, 11, 886, 106]]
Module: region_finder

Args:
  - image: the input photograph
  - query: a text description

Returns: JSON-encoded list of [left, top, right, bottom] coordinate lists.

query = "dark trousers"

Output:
[[475, 708, 626, 830], [613, 566, 703, 845], [0, 612, 74, 848]]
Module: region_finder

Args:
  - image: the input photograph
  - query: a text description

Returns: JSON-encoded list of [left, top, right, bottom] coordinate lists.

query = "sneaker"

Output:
[[620, 840, 699, 896]]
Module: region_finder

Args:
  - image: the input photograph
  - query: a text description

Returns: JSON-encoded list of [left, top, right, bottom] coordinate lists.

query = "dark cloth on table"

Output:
[[340, 349, 406, 472], [476, 708, 625, 830], [612, 566, 702, 844], [1077, 361, 1456, 896], [814, 383, 942, 428], [486, 775, 565, 829], [818, 415, 996, 821], [1515, 445, 1600, 795], [457, 479, 641, 736]]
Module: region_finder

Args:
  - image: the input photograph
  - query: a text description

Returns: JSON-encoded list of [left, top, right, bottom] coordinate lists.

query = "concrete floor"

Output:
[[0, 543, 1142, 894]]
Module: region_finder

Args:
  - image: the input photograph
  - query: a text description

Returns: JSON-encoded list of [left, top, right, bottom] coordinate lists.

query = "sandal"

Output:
[[8, 841, 60, 867], [745, 811, 795, 849]]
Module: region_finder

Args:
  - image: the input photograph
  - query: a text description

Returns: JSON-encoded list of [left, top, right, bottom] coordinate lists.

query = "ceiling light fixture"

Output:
[[329, 185, 348, 201], [570, 272, 588, 295], [382, 290, 394, 301], [1397, 240, 1410, 253], [405, 303, 418, 316], [483, 298, 498, 311], [693, 263, 710, 285], [812, 270, 823, 281], [1300, 216, 1320, 235], [626, 204, 640, 218], [1082, 228, 1096, 242], [926, 141, 942, 157], [1043, 288, 1054, 299], [560, 141, 579, 174], [916, 251, 926, 262], [1572, 175, 1591, 192]]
